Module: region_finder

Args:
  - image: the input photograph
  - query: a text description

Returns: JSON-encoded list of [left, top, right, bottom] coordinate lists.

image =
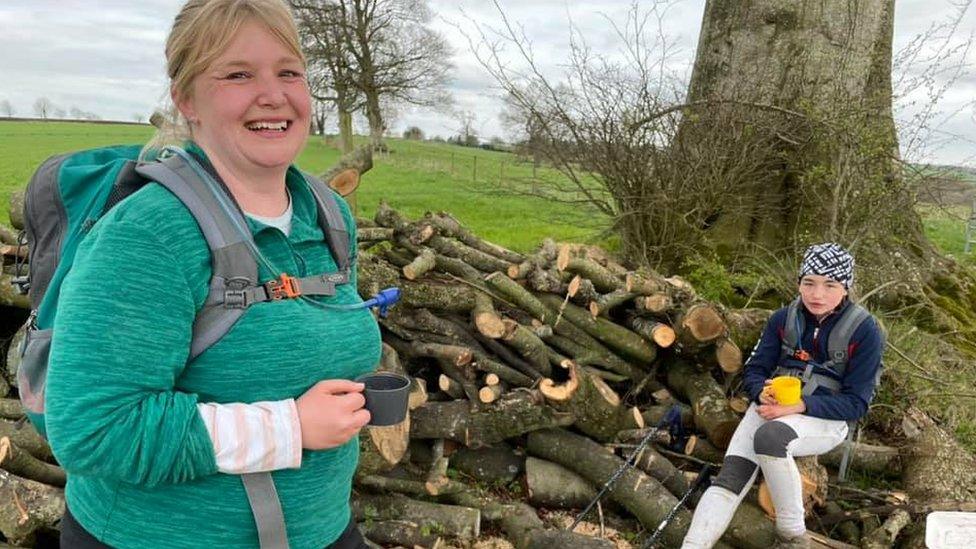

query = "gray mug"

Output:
[[355, 372, 410, 426]]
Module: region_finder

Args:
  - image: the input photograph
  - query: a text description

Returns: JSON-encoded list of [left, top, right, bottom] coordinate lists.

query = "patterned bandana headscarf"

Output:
[[798, 242, 854, 289]]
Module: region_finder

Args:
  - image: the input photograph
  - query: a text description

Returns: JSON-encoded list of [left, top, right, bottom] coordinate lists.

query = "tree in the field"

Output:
[[292, 0, 453, 151], [292, 0, 362, 152], [0, 100, 13, 117], [33, 97, 54, 119]]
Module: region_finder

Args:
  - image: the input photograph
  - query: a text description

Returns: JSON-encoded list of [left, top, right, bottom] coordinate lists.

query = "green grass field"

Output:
[[0, 120, 606, 252]]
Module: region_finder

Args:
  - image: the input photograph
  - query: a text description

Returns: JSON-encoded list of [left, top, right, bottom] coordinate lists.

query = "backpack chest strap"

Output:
[[222, 272, 349, 308], [772, 364, 843, 396]]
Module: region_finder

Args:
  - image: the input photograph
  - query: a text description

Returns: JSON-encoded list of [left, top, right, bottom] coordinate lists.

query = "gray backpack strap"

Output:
[[138, 155, 291, 549], [823, 303, 871, 376], [781, 298, 803, 360], [302, 174, 351, 280], [135, 157, 259, 360], [242, 472, 290, 549]]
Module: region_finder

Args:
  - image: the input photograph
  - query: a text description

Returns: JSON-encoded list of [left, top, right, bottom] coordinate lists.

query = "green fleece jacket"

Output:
[[45, 157, 382, 548]]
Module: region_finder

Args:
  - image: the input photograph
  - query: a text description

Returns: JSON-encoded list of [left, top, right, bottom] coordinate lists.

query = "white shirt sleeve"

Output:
[[196, 399, 303, 474]]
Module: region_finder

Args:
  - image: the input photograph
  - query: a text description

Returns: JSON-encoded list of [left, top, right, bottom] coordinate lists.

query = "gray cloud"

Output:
[[1, 0, 973, 165]]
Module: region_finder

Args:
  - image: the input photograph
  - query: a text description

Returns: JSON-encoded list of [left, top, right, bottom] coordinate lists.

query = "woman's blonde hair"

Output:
[[144, 0, 305, 157]]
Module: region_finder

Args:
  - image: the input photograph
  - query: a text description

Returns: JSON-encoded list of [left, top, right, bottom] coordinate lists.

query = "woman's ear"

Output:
[[172, 86, 198, 125]]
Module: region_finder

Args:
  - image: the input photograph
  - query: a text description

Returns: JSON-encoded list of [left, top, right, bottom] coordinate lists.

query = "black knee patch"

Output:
[[711, 455, 758, 496], [754, 421, 798, 458]]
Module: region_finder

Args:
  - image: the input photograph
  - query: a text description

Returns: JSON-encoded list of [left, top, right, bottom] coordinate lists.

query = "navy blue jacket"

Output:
[[741, 300, 883, 422]]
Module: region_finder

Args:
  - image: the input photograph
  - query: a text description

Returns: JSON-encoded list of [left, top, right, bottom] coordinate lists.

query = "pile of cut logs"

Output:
[[0, 198, 974, 548]]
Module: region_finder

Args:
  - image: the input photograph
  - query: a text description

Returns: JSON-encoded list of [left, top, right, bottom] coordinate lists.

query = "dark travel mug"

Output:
[[355, 372, 410, 426]]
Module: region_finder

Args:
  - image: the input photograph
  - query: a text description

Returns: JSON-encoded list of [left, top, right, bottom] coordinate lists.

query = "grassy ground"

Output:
[[0, 120, 606, 252]]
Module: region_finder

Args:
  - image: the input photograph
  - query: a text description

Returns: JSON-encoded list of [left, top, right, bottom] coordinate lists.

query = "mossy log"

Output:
[[538, 362, 644, 442], [472, 292, 505, 338], [820, 441, 902, 477], [900, 406, 976, 503], [588, 289, 638, 318], [321, 145, 372, 192], [473, 334, 544, 382], [525, 428, 691, 547], [666, 361, 740, 449], [501, 319, 552, 377], [0, 437, 65, 487], [7, 193, 24, 232], [676, 302, 727, 349], [630, 443, 689, 498], [0, 276, 29, 309], [629, 317, 677, 348], [484, 272, 554, 324], [444, 489, 614, 549], [644, 403, 695, 432], [693, 337, 743, 374], [524, 457, 598, 510], [536, 293, 656, 364], [356, 473, 466, 497], [723, 308, 772, 350], [425, 234, 512, 274], [449, 443, 525, 484], [355, 227, 394, 244], [358, 415, 411, 476], [422, 211, 526, 264], [0, 421, 51, 462], [0, 400, 24, 421], [860, 509, 910, 549], [683, 435, 725, 464], [0, 470, 64, 547], [507, 239, 559, 280], [540, 333, 641, 381], [401, 247, 436, 280], [0, 225, 18, 246], [556, 253, 623, 293], [821, 501, 861, 545], [358, 519, 442, 548], [358, 253, 476, 312], [410, 390, 574, 447], [352, 493, 480, 539]]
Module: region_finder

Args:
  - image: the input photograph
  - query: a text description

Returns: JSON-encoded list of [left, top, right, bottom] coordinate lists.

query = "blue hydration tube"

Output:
[[162, 146, 401, 317]]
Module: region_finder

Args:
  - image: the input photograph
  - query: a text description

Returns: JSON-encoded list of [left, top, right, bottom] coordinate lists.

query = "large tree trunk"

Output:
[[682, 0, 911, 257]]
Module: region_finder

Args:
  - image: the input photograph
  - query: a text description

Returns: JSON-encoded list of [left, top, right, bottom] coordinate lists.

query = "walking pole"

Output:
[[567, 426, 667, 531], [642, 464, 714, 548]]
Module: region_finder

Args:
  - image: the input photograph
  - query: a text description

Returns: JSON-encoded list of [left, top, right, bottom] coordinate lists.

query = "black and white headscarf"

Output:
[[798, 242, 854, 289]]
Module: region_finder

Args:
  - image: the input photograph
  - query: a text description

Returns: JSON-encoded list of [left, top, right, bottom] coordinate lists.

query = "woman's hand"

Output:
[[296, 380, 371, 450], [757, 401, 806, 420]]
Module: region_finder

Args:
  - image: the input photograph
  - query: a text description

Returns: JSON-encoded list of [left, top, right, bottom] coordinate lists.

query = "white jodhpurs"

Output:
[[681, 404, 848, 549]]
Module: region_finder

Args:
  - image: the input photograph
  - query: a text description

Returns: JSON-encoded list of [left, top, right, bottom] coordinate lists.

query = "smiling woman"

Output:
[[44, 1, 380, 549]]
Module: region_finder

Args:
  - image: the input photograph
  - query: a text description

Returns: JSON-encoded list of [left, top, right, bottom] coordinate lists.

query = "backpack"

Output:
[[774, 297, 885, 481], [15, 145, 354, 549]]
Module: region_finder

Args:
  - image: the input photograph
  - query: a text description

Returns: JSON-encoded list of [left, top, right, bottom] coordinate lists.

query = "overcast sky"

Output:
[[1, 1, 974, 166]]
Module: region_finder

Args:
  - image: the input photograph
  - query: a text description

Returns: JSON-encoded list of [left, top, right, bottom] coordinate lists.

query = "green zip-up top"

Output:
[[45, 153, 382, 549]]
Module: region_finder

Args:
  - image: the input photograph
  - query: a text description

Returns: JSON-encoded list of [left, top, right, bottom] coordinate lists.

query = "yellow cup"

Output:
[[768, 376, 802, 405]]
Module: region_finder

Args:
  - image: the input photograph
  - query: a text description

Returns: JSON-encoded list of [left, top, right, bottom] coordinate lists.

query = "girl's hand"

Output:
[[296, 379, 371, 450], [757, 401, 806, 420], [759, 379, 778, 405]]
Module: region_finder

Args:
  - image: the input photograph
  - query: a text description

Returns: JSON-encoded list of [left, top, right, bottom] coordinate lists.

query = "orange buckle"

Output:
[[793, 349, 811, 362], [266, 273, 302, 300]]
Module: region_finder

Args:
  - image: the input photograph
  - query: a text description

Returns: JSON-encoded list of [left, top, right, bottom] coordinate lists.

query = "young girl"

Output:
[[681, 243, 883, 549]]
